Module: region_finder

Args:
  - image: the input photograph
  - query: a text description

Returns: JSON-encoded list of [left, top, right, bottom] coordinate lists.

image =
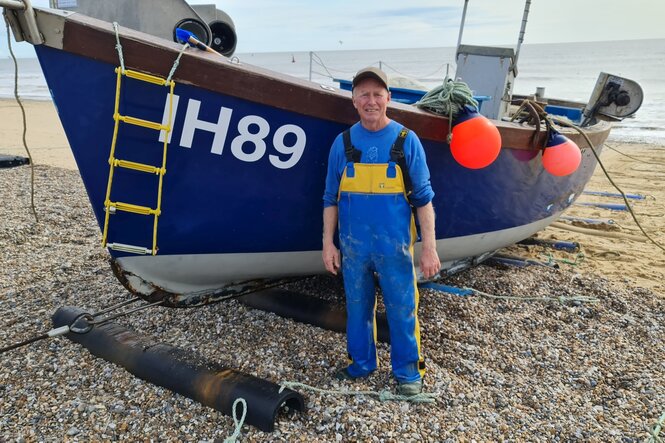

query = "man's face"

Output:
[[352, 78, 391, 128]]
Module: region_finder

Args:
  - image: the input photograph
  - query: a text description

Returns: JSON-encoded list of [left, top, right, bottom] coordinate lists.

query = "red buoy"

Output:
[[450, 106, 502, 169], [542, 132, 581, 176]]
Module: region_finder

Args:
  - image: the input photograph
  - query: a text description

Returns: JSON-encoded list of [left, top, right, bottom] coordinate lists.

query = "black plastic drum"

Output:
[[173, 17, 211, 45], [209, 20, 237, 56]]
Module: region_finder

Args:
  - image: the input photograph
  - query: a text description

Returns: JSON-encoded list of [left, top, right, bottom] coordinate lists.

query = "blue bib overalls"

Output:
[[337, 152, 425, 383]]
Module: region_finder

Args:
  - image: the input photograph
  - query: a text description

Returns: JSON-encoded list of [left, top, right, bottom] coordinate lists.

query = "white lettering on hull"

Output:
[[158, 94, 307, 169]]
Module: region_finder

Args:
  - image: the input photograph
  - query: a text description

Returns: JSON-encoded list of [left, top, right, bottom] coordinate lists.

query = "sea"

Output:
[[2, 38, 664, 144]]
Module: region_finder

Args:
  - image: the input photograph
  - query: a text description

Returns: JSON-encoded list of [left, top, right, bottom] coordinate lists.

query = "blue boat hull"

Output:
[[31, 20, 608, 303]]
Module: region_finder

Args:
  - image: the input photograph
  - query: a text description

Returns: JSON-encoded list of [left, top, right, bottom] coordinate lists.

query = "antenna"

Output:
[[513, 0, 531, 72], [456, 0, 470, 55]]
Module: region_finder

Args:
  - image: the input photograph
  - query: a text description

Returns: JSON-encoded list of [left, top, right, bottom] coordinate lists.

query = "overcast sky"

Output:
[[2, 0, 665, 57]]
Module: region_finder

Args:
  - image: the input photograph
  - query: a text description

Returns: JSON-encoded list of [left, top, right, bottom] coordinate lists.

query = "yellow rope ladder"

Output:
[[101, 68, 175, 255]]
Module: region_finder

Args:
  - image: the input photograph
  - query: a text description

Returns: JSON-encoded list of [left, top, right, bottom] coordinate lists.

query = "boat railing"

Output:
[[307, 50, 454, 87]]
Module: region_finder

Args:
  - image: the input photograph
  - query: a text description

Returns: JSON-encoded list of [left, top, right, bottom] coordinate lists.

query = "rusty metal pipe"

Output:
[[52, 306, 305, 432]]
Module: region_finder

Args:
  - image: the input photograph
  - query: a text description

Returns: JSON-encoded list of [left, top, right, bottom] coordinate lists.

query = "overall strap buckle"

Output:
[[389, 128, 413, 200], [343, 129, 362, 163]]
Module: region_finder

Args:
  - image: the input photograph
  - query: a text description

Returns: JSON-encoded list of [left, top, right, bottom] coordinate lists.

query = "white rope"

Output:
[[112, 22, 125, 73], [112, 21, 187, 85], [4, 14, 39, 222], [165, 43, 189, 84], [223, 398, 247, 443], [279, 381, 437, 404]]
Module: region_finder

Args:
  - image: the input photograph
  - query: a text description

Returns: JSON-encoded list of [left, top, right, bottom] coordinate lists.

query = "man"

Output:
[[322, 67, 440, 396]]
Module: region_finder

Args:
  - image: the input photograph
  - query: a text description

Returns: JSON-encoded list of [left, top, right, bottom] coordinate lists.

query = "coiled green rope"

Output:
[[414, 78, 478, 142]]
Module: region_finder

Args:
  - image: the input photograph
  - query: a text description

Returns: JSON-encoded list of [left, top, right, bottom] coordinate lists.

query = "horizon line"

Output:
[[2, 36, 663, 59]]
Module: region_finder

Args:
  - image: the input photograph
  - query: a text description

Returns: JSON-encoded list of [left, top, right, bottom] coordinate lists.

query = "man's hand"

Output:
[[416, 202, 440, 279], [419, 246, 440, 279], [322, 242, 341, 275], [322, 206, 341, 275]]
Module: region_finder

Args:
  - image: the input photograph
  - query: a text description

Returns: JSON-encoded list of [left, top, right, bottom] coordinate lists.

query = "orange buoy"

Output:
[[542, 132, 581, 176], [450, 106, 502, 169]]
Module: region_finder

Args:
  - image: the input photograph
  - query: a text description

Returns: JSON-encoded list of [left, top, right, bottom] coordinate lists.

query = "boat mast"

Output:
[[513, 0, 531, 72], [456, 0, 470, 55]]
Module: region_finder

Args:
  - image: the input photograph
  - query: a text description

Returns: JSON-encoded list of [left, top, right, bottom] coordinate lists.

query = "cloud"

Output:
[[2, 0, 665, 56], [370, 6, 459, 19]]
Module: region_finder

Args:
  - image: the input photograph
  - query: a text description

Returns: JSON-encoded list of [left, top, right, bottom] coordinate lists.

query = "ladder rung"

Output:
[[106, 242, 152, 255], [118, 68, 172, 87], [108, 201, 160, 216], [115, 114, 168, 131], [103, 68, 173, 256], [113, 159, 163, 174]]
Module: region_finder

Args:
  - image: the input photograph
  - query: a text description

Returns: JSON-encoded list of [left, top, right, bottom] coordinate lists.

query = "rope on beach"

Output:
[[549, 221, 649, 242], [223, 398, 247, 443], [467, 287, 600, 304], [279, 381, 438, 404], [550, 116, 665, 253], [543, 252, 585, 267], [647, 409, 665, 443], [5, 17, 39, 222], [414, 79, 477, 143], [606, 143, 663, 166], [421, 283, 600, 304]]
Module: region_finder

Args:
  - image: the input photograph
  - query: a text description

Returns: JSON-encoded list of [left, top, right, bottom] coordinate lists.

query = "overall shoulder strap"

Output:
[[390, 128, 413, 200], [343, 129, 362, 163]]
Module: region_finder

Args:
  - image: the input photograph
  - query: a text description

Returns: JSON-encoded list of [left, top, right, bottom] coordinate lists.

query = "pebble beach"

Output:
[[1, 98, 664, 441]]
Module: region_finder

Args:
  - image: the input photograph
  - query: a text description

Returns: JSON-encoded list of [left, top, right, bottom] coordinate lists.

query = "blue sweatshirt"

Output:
[[323, 120, 435, 208]]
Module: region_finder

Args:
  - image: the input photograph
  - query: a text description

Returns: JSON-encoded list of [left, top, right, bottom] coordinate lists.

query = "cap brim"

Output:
[[352, 73, 388, 90]]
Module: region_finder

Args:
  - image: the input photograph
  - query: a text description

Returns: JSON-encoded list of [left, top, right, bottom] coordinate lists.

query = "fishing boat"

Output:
[[2, 0, 643, 307]]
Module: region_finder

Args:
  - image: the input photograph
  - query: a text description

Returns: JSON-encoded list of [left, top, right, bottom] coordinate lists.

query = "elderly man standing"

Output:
[[321, 67, 440, 396]]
